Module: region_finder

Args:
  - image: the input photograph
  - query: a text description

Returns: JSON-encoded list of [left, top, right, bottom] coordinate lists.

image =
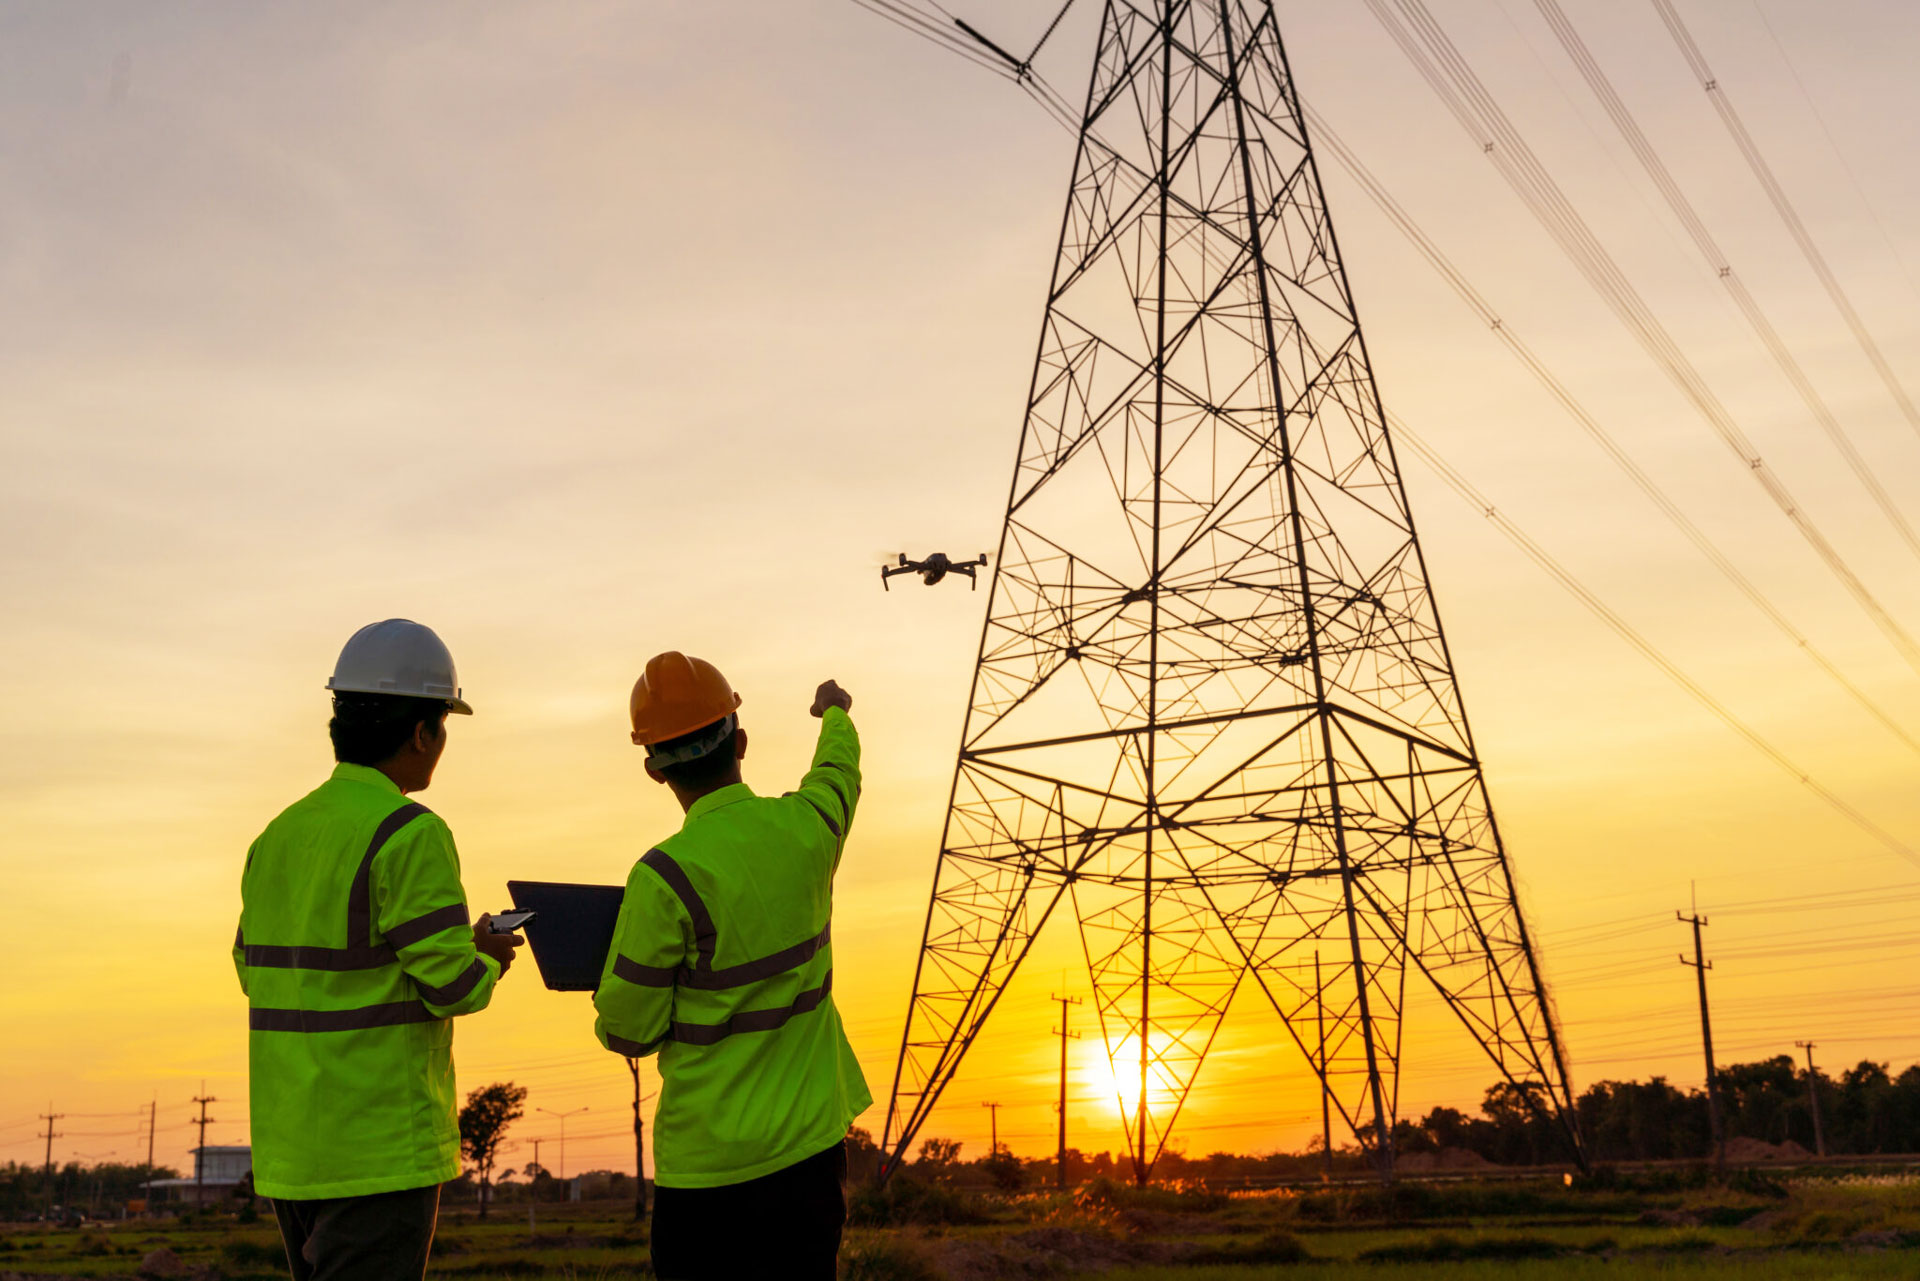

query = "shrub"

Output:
[[847, 1176, 989, 1227], [1723, 1167, 1788, 1199], [1649, 1231, 1716, 1254], [1073, 1177, 1227, 1216], [1189, 1228, 1311, 1264], [1359, 1232, 1565, 1262], [840, 1237, 942, 1281], [439, 1259, 548, 1277], [982, 1151, 1027, 1194], [222, 1238, 286, 1267]]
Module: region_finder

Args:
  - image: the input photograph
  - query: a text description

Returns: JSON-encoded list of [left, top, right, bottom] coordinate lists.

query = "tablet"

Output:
[[506, 880, 626, 992]]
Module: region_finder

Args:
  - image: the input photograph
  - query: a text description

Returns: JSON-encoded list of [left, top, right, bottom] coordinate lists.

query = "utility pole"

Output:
[[1051, 994, 1081, 1191], [981, 1102, 1002, 1157], [1677, 910, 1723, 1171], [1796, 1041, 1827, 1158], [144, 1096, 157, 1212], [527, 1138, 544, 1232], [1315, 951, 1333, 1179], [626, 1059, 655, 1222], [192, 1093, 218, 1207], [38, 1105, 63, 1213]]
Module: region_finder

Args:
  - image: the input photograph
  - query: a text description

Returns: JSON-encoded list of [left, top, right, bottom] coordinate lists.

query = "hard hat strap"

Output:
[[644, 714, 738, 771]]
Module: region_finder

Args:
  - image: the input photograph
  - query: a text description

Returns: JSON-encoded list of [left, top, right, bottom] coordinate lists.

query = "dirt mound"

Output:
[[1397, 1146, 1497, 1172], [1725, 1137, 1811, 1163]]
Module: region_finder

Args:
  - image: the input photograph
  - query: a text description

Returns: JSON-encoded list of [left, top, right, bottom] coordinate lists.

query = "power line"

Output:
[[1649, 0, 1920, 446], [1305, 106, 1920, 759], [1390, 412, 1918, 867], [1362, 0, 1920, 678], [1528, 0, 1920, 564], [850, 0, 1019, 82], [854, 0, 1920, 865], [1746, 0, 1920, 306]]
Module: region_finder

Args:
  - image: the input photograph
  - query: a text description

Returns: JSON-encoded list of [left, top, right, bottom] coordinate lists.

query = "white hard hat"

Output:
[[326, 619, 473, 714]]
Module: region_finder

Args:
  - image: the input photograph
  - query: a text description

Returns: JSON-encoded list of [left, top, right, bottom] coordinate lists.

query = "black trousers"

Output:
[[651, 1143, 847, 1281], [271, 1184, 440, 1281]]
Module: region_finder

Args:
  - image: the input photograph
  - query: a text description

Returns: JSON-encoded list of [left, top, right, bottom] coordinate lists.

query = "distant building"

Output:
[[147, 1145, 252, 1207]]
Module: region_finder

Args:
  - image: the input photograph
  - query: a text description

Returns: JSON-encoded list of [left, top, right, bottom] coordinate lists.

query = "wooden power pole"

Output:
[[38, 1105, 63, 1213], [981, 1102, 1002, 1157], [1051, 994, 1081, 1190], [1677, 911, 1723, 1171], [192, 1094, 218, 1206], [1796, 1041, 1827, 1158], [144, 1097, 157, 1210]]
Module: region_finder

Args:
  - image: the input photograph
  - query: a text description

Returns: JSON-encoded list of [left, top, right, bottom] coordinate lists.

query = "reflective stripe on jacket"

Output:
[[235, 762, 499, 1200], [594, 706, 871, 1188]]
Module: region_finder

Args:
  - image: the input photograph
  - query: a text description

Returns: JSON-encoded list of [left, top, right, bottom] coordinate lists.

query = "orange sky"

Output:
[[4, 0, 1919, 1179]]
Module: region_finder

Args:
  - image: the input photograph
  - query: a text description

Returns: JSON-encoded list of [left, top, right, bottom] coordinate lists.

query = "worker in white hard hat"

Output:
[[233, 619, 522, 1281]]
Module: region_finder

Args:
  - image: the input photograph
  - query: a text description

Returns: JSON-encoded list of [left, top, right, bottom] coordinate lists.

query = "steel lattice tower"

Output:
[[879, 0, 1583, 1183]]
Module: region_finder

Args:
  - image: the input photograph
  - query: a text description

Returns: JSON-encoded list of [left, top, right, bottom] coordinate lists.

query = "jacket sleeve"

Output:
[[791, 706, 861, 871], [234, 840, 255, 996], [594, 863, 690, 1059], [375, 814, 500, 1018]]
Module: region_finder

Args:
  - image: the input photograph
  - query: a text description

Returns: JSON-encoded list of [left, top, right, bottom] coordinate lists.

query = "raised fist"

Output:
[[811, 680, 852, 718]]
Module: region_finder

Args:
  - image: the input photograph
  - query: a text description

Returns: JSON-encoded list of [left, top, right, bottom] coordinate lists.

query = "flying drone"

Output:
[[881, 552, 990, 591]]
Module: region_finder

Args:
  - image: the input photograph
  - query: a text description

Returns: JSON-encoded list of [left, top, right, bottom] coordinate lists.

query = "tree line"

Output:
[[12, 1054, 1917, 1218], [1403, 1054, 1920, 1166], [0, 1161, 180, 1220], [855, 1055, 1920, 1188]]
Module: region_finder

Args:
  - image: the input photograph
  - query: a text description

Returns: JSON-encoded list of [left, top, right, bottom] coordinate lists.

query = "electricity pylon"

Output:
[[879, 0, 1583, 1184]]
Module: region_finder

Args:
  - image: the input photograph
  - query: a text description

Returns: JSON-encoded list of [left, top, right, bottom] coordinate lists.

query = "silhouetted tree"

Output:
[[845, 1127, 884, 1183], [458, 1082, 527, 1218], [913, 1136, 960, 1175]]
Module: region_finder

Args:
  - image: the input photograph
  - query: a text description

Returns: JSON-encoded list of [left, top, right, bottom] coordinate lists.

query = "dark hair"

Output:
[[651, 722, 741, 792], [329, 694, 447, 766]]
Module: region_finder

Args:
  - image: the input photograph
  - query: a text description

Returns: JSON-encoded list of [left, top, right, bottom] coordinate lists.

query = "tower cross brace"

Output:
[[880, 0, 1584, 1184]]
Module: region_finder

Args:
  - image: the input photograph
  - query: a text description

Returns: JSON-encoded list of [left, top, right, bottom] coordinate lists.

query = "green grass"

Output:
[[4, 1175, 1918, 1278], [1108, 1259, 1920, 1281]]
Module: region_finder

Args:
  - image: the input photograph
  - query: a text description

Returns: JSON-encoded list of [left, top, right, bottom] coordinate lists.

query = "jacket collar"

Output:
[[330, 761, 404, 797], [686, 782, 754, 823]]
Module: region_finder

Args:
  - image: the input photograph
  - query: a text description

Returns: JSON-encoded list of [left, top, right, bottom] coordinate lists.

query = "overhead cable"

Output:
[[1390, 412, 1918, 869], [1650, 0, 1920, 445], [1529, 0, 1920, 564], [850, 0, 1020, 81], [1307, 108, 1920, 760], [848, 0, 1918, 861], [1746, 1, 1920, 306], [1362, 0, 1920, 679]]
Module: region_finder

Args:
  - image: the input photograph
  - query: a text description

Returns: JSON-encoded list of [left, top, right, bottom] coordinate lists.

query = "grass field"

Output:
[[4, 1169, 1917, 1278]]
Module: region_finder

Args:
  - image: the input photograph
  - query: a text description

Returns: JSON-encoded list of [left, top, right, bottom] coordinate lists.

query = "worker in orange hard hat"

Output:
[[627, 652, 743, 761], [596, 651, 869, 1281]]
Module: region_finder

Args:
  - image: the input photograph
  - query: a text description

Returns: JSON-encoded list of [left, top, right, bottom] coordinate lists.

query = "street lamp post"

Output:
[[536, 1108, 589, 1186]]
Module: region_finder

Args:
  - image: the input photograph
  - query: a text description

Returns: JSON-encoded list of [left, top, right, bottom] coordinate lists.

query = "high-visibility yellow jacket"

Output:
[[234, 762, 499, 1200], [594, 707, 871, 1188]]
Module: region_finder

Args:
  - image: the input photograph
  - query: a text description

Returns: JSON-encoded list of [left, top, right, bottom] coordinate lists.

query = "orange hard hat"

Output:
[[630, 652, 743, 747]]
